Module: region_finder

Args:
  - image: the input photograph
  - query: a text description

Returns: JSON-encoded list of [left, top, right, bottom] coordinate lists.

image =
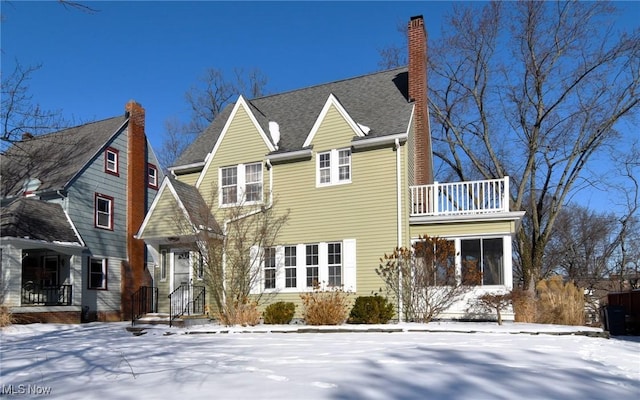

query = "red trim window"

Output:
[[95, 193, 114, 230], [148, 163, 159, 189], [105, 147, 119, 176]]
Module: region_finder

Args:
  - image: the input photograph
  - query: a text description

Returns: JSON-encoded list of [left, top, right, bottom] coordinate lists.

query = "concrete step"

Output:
[[133, 313, 209, 328]]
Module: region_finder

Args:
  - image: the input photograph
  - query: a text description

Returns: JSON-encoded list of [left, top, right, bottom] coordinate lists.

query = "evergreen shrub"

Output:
[[263, 301, 296, 324], [348, 295, 395, 324]]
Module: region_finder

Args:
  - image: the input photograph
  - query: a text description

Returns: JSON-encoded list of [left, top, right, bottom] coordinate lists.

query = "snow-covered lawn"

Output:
[[1, 321, 638, 399]]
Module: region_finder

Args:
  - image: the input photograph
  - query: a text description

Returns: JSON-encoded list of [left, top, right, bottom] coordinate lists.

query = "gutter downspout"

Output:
[[395, 138, 404, 322]]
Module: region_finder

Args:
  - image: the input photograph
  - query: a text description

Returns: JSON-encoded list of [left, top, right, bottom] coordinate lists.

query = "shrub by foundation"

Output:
[[263, 301, 296, 324], [300, 286, 350, 325], [348, 295, 395, 324]]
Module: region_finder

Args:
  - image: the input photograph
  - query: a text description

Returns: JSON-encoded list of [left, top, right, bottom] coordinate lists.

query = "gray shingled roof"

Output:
[[170, 177, 222, 234], [1, 116, 127, 197], [0, 198, 82, 244], [175, 67, 411, 167]]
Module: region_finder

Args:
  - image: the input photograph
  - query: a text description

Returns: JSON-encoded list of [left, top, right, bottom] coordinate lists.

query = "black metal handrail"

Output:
[[21, 284, 72, 305], [131, 286, 158, 325], [168, 284, 206, 327]]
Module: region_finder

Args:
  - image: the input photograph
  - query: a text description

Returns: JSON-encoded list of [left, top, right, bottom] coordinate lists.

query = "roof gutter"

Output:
[[169, 161, 206, 175], [266, 149, 313, 163], [351, 133, 407, 150]]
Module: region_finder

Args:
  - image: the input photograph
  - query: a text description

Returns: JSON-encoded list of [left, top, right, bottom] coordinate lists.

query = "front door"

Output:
[[173, 251, 191, 314], [173, 251, 190, 289]]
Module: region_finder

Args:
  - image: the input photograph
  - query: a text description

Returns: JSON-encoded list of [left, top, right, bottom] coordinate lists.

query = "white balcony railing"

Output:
[[410, 177, 510, 217]]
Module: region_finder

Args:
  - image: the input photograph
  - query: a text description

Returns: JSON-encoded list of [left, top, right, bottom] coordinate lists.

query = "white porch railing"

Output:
[[410, 176, 510, 217]]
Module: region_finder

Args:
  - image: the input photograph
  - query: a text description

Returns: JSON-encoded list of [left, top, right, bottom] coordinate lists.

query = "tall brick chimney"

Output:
[[123, 100, 149, 320], [408, 15, 433, 185]]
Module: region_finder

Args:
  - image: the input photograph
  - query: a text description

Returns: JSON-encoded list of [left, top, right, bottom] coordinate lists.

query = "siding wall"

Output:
[[0, 244, 22, 307], [197, 106, 272, 200], [67, 128, 129, 259], [409, 220, 516, 238]]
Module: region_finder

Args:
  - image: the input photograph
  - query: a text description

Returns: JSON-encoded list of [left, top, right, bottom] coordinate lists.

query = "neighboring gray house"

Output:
[[0, 101, 163, 323]]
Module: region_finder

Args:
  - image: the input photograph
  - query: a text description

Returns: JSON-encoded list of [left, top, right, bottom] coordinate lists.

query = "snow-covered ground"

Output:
[[1, 321, 638, 399]]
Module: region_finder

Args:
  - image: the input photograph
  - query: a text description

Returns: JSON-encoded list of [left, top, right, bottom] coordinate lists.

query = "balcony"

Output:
[[410, 177, 510, 217]]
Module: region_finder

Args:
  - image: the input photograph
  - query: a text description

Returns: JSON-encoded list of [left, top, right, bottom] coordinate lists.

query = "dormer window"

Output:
[[105, 147, 119, 176], [316, 148, 351, 187]]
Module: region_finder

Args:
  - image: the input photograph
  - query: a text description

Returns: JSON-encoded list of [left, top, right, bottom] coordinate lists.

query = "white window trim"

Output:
[[410, 235, 509, 288], [95, 193, 113, 230], [219, 162, 264, 207], [105, 148, 119, 175], [316, 148, 352, 187], [148, 163, 159, 189], [160, 249, 168, 282], [257, 240, 356, 293], [88, 257, 107, 290]]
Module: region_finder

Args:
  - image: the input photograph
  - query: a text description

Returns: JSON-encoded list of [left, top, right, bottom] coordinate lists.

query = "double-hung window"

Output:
[[148, 163, 159, 189], [327, 242, 342, 287], [89, 258, 107, 290], [264, 248, 276, 289], [306, 244, 319, 287], [95, 193, 114, 230], [317, 149, 351, 186], [221, 166, 238, 205], [245, 163, 263, 202], [105, 147, 119, 176], [284, 246, 297, 288], [220, 163, 263, 206]]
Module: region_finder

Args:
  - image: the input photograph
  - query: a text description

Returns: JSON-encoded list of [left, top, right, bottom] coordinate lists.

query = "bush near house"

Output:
[[263, 301, 296, 324], [512, 277, 585, 325], [0, 306, 13, 327], [536, 276, 585, 326], [348, 295, 395, 324], [300, 286, 351, 325], [471, 293, 513, 325]]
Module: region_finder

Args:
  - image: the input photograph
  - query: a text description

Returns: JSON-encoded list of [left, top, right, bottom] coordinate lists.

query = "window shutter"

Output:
[[343, 239, 356, 292], [249, 245, 261, 294]]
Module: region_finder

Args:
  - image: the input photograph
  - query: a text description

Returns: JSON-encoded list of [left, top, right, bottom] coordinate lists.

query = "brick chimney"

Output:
[[123, 100, 149, 320], [408, 15, 434, 185]]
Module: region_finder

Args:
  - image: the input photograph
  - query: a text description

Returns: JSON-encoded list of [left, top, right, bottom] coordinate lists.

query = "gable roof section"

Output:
[[170, 177, 221, 234], [1, 116, 127, 197], [302, 93, 367, 147], [0, 198, 83, 245], [137, 176, 222, 239], [174, 67, 412, 167], [194, 96, 276, 188]]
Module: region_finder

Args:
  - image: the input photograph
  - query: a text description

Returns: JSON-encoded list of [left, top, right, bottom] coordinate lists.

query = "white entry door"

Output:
[[173, 251, 190, 289]]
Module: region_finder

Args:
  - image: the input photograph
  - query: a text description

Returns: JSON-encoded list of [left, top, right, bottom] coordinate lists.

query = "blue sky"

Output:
[[2, 0, 639, 206], [1, 1, 456, 151]]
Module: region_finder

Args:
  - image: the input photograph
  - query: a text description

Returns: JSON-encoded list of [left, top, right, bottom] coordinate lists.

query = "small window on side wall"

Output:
[[105, 147, 119, 176], [148, 163, 159, 189], [95, 193, 114, 230], [89, 258, 107, 290]]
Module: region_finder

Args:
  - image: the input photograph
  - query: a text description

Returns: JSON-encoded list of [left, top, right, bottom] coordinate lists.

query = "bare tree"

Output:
[[173, 188, 289, 326], [159, 67, 269, 169], [377, 235, 475, 322], [418, 1, 640, 291], [58, 0, 99, 13], [1, 62, 69, 152], [377, 20, 408, 70]]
